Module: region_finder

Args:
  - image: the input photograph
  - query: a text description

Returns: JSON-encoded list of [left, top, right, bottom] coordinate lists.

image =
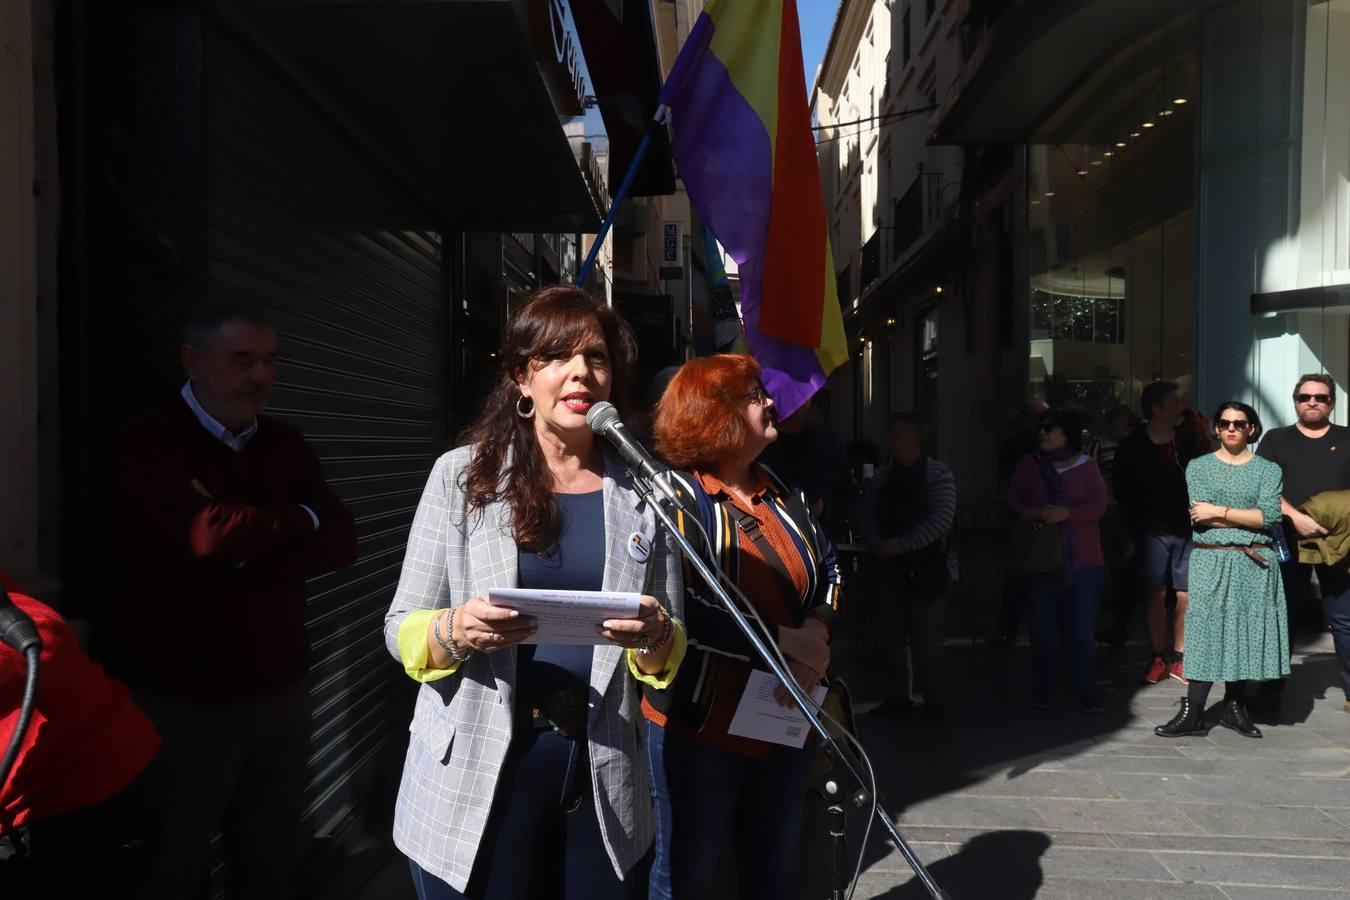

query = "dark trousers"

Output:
[[646, 724, 814, 900], [1027, 565, 1104, 702], [1281, 562, 1350, 700], [409, 729, 646, 900], [874, 556, 949, 706], [135, 678, 311, 900], [0, 754, 165, 894]]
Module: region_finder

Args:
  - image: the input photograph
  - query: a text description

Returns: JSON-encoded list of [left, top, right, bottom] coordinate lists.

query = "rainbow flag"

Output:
[[660, 0, 848, 418]]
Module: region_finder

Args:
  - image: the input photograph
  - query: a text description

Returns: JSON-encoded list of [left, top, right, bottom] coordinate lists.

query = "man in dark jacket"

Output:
[[1114, 381, 1203, 685], [113, 299, 357, 898]]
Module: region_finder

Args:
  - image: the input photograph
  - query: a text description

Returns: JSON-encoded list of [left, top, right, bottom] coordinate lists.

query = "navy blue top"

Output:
[[515, 490, 605, 712]]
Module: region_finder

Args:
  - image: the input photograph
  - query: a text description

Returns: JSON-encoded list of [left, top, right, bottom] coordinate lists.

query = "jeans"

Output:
[[646, 724, 815, 900], [1283, 562, 1350, 700], [408, 729, 647, 900], [1026, 565, 1104, 703]]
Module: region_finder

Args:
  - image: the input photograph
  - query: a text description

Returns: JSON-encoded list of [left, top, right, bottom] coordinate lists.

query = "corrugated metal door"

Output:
[[204, 20, 449, 837]]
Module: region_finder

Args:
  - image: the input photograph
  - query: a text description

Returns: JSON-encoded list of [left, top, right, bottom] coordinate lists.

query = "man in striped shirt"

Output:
[[856, 412, 958, 720]]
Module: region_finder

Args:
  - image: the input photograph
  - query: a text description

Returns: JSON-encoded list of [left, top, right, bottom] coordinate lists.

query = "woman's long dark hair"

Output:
[[459, 286, 637, 552]]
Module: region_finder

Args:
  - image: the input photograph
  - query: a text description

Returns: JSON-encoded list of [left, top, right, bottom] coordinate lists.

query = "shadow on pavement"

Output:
[[875, 830, 1052, 900]]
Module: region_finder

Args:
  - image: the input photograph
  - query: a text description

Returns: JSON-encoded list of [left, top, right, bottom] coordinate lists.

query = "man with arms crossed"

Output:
[[114, 299, 358, 897]]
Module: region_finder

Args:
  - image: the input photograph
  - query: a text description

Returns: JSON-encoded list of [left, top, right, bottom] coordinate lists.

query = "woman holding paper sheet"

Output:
[[383, 286, 686, 900], [644, 354, 842, 900]]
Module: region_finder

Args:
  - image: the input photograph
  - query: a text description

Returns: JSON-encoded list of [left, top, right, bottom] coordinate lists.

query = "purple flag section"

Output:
[[660, 13, 829, 419]]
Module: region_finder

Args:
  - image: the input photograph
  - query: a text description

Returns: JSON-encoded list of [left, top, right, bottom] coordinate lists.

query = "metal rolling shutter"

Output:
[[205, 21, 448, 836]]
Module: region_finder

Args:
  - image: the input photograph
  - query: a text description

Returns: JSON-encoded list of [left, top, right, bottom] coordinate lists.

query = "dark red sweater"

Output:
[[113, 397, 357, 702], [1, 590, 161, 832]]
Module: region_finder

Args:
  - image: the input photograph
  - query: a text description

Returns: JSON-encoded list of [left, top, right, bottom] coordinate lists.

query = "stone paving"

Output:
[[835, 634, 1350, 899], [316, 633, 1349, 900]]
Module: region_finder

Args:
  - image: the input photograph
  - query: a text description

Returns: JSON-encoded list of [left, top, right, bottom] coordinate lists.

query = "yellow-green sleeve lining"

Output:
[[397, 609, 461, 683], [625, 616, 688, 689]]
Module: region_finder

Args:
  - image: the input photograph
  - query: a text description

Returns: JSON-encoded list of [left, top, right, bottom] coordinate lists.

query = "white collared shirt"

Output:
[[181, 382, 258, 452], [181, 381, 318, 529]]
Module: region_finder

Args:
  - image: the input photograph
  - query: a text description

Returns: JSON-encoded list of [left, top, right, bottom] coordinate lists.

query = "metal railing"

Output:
[[885, 171, 942, 267]]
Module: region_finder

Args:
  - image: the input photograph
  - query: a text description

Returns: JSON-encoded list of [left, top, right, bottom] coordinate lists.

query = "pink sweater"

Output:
[[1006, 454, 1108, 566]]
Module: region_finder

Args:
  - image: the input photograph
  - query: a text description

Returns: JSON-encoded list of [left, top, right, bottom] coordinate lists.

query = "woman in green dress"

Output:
[[1155, 401, 1289, 739]]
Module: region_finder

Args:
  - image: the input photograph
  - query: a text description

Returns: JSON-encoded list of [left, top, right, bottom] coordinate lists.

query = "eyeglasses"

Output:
[[744, 384, 771, 406], [1215, 418, 1252, 431], [1296, 392, 1332, 405]]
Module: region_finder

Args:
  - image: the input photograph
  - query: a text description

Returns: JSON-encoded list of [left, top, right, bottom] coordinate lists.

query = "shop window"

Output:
[[1027, 15, 1199, 425]]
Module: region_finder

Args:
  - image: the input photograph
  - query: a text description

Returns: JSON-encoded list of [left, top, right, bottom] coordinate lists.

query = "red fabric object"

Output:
[[1, 591, 162, 832], [113, 397, 357, 703]]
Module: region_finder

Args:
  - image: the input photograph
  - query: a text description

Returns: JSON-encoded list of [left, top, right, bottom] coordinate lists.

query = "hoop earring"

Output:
[[516, 395, 535, 419]]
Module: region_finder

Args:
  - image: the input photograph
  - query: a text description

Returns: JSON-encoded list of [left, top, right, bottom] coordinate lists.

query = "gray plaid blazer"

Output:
[[383, 444, 682, 892]]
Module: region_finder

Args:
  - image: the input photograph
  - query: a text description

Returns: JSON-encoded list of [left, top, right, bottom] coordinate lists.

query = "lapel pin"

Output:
[[628, 531, 651, 563]]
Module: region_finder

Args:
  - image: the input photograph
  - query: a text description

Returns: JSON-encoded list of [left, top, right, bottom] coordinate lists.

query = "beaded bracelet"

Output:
[[635, 610, 674, 655]]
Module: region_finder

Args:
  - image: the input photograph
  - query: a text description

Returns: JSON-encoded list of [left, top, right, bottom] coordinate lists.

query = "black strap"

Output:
[[721, 499, 802, 616]]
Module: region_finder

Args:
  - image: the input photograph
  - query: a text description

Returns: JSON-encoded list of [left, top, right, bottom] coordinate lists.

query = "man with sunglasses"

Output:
[[1257, 374, 1350, 713]]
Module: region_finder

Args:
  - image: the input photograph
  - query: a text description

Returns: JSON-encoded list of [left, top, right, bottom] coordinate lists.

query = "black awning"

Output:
[[931, 0, 1217, 144], [1252, 285, 1350, 316], [216, 0, 672, 232]]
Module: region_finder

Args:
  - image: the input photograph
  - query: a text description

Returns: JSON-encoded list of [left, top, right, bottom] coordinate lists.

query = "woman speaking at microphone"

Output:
[[384, 286, 686, 900], [644, 354, 841, 900]]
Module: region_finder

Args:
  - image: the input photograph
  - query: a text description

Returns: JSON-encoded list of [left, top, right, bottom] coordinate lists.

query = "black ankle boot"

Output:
[[1154, 698, 1208, 737], [1220, 699, 1262, 738]]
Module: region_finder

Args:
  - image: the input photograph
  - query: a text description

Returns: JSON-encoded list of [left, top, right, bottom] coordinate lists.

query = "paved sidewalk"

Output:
[[311, 634, 1348, 900], [835, 634, 1350, 899]]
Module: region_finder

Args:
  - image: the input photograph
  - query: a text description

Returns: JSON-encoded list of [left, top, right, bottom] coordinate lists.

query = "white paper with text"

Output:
[[487, 588, 641, 645], [726, 669, 828, 748]]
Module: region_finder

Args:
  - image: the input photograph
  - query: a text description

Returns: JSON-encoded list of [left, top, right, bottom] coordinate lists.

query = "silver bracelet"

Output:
[[635, 611, 674, 655], [433, 607, 473, 663]]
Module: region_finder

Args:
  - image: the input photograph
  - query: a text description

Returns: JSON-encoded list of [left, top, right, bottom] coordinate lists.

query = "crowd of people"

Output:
[[4, 283, 1350, 899], [1003, 376, 1350, 740]]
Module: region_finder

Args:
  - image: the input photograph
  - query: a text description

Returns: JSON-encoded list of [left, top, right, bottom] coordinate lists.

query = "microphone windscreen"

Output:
[[586, 401, 621, 433]]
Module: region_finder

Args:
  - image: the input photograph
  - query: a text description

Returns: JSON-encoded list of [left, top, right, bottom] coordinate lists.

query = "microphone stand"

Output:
[[633, 471, 951, 900], [0, 590, 43, 799]]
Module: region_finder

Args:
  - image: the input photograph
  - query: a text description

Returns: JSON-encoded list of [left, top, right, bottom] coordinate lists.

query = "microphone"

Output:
[[586, 401, 685, 508], [0, 586, 42, 654]]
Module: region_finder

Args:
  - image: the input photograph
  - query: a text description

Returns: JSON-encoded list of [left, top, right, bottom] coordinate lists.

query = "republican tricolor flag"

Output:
[[660, 0, 848, 418]]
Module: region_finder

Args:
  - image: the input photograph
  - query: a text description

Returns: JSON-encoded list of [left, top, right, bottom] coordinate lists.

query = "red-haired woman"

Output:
[[384, 286, 686, 900], [645, 354, 841, 900]]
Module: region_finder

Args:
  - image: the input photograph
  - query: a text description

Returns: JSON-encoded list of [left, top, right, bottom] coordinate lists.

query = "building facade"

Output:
[[820, 0, 1350, 497]]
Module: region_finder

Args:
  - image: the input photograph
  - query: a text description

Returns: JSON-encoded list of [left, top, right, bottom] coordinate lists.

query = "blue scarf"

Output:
[[1036, 448, 1079, 579]]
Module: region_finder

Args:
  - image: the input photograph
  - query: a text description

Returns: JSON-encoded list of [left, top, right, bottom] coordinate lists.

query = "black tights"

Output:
[[1188, 679, 1248, 706]]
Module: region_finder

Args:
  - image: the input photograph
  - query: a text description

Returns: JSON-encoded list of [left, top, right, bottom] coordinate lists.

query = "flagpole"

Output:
[[575, 105, 669, 288]]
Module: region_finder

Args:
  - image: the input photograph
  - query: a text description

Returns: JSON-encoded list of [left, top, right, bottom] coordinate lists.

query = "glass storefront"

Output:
[[1026, 16, 1201, 427], [1199, 0, 1350, 426]]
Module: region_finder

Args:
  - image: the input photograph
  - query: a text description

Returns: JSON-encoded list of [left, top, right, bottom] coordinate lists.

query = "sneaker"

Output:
[[1142, 656, 1167, 684], [1167, 660, 1189, 685]]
